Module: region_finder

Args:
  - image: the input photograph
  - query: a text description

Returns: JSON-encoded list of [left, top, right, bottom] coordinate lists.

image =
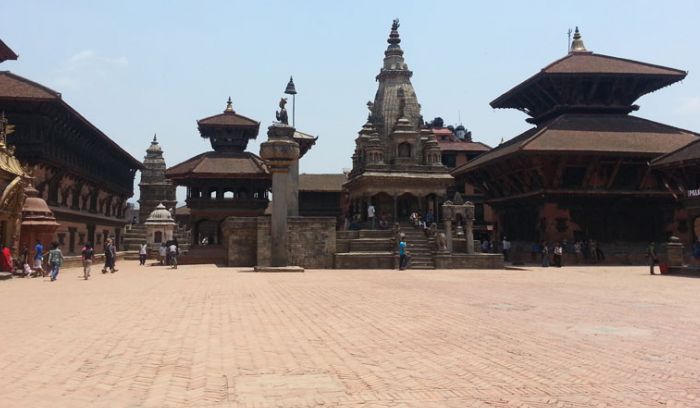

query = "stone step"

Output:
[[349, 239, 393, 252], [358, 230, 393, 239]]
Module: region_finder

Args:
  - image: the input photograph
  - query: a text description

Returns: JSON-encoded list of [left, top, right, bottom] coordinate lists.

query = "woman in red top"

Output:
[[0, 245, 13, 272]]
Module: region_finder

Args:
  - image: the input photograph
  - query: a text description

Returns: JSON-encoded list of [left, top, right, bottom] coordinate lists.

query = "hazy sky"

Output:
[[3, 1, 700, 204]]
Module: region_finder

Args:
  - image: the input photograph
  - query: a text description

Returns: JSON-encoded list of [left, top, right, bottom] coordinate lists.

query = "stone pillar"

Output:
[[442, 202, 454, 253], [287, 158, 299, 216], [465, 202, 475, 254], [466, 219, 475, 254], [392, 194, 398, 222], [271, 171, 289, 265], [259, 124, 299, 267], [444, 218, 453, 253]]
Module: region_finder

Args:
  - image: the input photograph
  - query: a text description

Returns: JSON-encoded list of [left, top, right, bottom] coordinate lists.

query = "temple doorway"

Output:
[[196, 219, 219, 245], [397, 193, 417, 220]]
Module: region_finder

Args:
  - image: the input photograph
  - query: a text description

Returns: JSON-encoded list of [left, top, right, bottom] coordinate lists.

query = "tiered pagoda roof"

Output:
[[197, 97, 260, 152], [454, 28, 696, 175], [166, 98, 269, 181], [166, 151, 269, 180], [491, 28, 687, 125]]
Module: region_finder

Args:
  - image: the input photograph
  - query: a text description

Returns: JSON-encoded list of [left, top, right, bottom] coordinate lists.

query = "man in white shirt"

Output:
[[502, 237, 511, 262], [169, 243, 178, 269], [367, 203, 376, 229]]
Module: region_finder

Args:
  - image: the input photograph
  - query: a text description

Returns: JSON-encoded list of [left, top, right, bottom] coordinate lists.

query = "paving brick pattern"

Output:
[[0, 262, 699, 407]]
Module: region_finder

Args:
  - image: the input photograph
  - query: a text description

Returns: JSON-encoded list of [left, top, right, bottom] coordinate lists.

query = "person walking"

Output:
[[553, 242, 563, 268], [502, 237, 511, 262], [398, 235, 407, 270], [33, 239, 45, 277], [541, 242, 550, 267], [648, 242, 659, 275], [102, 238, 117, 273], [139, 242, 148, 266], [48, 242, 63, 281], [159, 243, 167, 265], [169, 241, 178, 269], [81, 242, 94, 280]]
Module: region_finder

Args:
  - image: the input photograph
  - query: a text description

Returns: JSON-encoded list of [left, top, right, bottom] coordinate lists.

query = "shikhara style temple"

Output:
[[138, 135, 176, 224], [453, 28, 699, 253], [344, 19, 453, 223]]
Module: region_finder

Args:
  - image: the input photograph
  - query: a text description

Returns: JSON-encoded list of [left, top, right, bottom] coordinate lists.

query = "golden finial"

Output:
[[570, 26, 588, 53], [224, 97, 234, 113]]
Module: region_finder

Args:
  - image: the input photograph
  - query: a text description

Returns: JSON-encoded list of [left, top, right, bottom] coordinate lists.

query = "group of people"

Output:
[[536, 242, 565, 268], [527, 239, 605, 267], [140, 241, 179, 269], [8, 238, 118, 281]]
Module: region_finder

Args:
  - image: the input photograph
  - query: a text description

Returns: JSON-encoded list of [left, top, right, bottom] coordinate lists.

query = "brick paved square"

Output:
[[1, 261, 699, 407]]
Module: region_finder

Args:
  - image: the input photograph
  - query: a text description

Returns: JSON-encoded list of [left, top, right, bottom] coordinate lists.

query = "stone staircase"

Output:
[[334, 229, 395, 269], [122, 224, 147, 251], [398, 222, 435, 270]]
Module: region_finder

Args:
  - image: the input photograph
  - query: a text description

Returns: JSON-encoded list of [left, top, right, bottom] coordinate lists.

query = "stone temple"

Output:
[[138, 135, 176, 224], [344, 19, 453, 224]]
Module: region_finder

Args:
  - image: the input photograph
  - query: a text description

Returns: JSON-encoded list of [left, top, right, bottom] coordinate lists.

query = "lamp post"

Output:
[[284, 76, 297, 127]]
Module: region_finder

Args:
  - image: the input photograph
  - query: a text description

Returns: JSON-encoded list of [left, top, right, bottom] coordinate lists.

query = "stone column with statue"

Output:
[[257, 98, 302, 271]]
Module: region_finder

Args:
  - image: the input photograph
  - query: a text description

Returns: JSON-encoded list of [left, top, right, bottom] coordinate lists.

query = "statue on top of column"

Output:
[[276, 97, 289, 125]]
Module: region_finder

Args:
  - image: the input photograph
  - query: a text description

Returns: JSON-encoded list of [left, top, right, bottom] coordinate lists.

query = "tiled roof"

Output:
[[453, 113, 699, 175], [491, 53, 686, 110], [166, 151, 270, 179], [299, 173, 347, 192], [0, 71, 142, 168], [651, 137, 700, 168], [0, 40, 18, 63], [0, 71, 59, 99], [198, 111, 259, 127], [437, 141, 490, 153], [543, 53, 686, 75]]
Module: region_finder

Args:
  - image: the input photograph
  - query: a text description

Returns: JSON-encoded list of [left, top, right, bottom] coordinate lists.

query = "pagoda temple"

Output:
[[344, 20, 453, 223], [166, 98, 271, 249], [452, 28, 699, 252], [138, 135, 176, 224]]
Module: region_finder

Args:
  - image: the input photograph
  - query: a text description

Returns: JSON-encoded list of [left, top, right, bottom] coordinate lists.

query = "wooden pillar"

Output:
[[393, 194, 398, 222]]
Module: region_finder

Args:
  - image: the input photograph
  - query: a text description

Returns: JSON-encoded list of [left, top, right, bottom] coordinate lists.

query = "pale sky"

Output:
[[2, 0, 700, 204]]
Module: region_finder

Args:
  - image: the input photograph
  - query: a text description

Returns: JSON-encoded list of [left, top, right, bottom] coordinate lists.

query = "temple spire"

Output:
[[388, 19, 401, 46], [225, 96, 234, 113], [570, 26, 588, 53], [152, 133, 157, 143]]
